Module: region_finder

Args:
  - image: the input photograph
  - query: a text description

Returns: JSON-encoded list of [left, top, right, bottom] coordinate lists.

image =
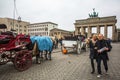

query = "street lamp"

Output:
[[18, 16, 21, 34]]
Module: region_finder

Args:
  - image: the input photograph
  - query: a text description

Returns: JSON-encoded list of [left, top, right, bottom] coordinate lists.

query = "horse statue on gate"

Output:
[[30, 36, 53, 64]]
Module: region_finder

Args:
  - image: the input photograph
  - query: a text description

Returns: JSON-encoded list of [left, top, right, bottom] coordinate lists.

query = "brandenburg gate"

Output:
[[74, 9, 117, 41]]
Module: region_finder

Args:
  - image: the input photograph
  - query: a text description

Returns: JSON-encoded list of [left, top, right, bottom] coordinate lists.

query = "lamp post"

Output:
[[18, 16, 21, 34]]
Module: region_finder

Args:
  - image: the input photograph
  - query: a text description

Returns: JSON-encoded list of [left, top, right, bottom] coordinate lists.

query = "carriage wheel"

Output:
[[0, 52, 9, 65], [14, 50, 32, 71]]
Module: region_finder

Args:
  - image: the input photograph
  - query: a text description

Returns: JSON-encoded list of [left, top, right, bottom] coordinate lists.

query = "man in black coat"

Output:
[[96, 34, 109, 78]]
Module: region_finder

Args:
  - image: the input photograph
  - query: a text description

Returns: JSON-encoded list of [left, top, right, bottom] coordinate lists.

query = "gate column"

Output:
[[75, 27, 78, 35], [97, 25, 100, 34], [88, 26, 92, 37], [81, 27, 85, 36], [112, 24, 116, 41], [104, 25, 107, 39]]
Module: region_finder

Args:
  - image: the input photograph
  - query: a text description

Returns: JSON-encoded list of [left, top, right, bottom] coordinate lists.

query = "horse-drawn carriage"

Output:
[[62, 35, 87, 54], [0, 30, 53, 71], [0, 31, 32, 71]]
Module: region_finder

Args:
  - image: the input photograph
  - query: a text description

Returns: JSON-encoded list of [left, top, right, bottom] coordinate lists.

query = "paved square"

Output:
[[0, 43, 120, 80]]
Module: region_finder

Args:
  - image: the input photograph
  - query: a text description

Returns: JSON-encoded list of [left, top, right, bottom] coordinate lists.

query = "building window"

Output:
[[16, 24, 18, 27], [45, 27, 48, 31], [10, 22, 12, 25], [20, 25, 22, 27]]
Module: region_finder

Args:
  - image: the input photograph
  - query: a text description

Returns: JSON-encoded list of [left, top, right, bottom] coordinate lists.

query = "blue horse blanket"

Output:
[[30, 36, 53, 52]]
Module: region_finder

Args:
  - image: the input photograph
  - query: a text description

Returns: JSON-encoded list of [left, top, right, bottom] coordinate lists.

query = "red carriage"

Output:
[[0, 24, 53, 71], [0, 30, 32, 71]]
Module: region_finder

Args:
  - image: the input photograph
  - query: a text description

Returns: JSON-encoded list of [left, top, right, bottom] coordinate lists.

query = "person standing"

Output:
[[96, 34, 109, 78], [89, 34, 98, 74], [55, 36, 58, 49], [59, 37, 63, 47]]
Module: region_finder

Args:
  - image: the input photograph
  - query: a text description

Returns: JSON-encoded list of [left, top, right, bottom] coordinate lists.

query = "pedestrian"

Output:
[[55, 36, 58, 49], [59, 37, 63, 47], [59, 37, 63, 50], [96, 34, 109, 78], [107, 38, 112, 44], [89, 34, 98, 74]]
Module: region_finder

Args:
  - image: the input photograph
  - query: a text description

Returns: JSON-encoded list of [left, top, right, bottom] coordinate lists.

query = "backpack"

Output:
[[105, 40, 112, 52]]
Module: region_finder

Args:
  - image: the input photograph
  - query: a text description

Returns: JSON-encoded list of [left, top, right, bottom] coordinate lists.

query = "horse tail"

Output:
[[32, 41, 39, 56]]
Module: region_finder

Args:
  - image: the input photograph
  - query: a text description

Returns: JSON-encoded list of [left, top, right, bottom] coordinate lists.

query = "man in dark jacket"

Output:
[[96, 34, 109, 78]]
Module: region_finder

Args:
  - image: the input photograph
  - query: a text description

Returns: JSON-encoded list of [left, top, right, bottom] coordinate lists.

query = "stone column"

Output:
[[97, 25, 100, 34], [112, 24, 116, 41], [88, 26, 92, 37], [83, 27, 86, 36], [61, 32, 62, 37], [75, 27, 78, 35], [104, 25, 107, 39], [84, 27, 86, 37], [81, 27, 85, 35], [115, 26, 117, 41], [78, 27, 80, 34]]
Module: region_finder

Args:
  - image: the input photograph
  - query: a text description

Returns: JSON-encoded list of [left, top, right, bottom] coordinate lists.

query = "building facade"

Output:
[[28, 22, 58, 36], [0, 17, 29, 34], [50, 28, 73, 39]]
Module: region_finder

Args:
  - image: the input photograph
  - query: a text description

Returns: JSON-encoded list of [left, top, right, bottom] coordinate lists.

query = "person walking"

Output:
[[89, 34, 98, 74], [96, 34, 109, 78], [59, 37, 63, 47], [55, 37, 58, 49]]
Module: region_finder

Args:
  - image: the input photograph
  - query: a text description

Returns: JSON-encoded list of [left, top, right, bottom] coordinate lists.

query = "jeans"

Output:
[[97, 56, 108, 74], [90, 58, 97, 72]]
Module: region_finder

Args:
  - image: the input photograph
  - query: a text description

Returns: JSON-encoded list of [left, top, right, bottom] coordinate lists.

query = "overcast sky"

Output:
[[0, 0, 120, 37]]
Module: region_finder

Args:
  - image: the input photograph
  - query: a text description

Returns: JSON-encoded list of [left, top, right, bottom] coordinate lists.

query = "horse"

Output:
[[29, 36, 53, 64]]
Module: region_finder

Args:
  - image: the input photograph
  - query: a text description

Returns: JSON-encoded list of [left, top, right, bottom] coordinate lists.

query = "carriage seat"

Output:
[[0, 31, 15, 44], [1, 31, 16, 38], [0, 38, 10, 44]]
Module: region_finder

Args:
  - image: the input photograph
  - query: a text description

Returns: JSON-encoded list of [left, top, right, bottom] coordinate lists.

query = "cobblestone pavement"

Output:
[[0, 43, 120, 80]]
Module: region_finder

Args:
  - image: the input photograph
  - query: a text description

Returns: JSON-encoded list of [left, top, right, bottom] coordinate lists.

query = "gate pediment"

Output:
[[75, 16, 117, 25]]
